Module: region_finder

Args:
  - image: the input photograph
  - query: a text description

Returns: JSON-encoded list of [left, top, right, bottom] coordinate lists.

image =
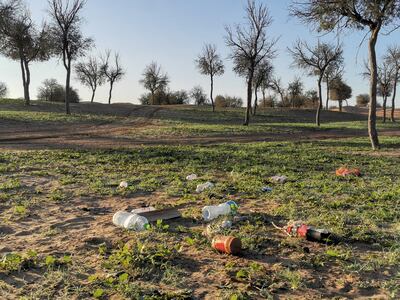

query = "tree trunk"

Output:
[[339, 100, 343, 112], [383, 96, 387, 123], [391, 72, 398, 122], [24, 61, 31, 105], [65, 59, 71, 115], [368, 28, 380, 149], [316, 76, 323, 126], [19, 58, 29, 105], [210, 75, 215, 112], [244, 70, 254, 126], [325, 79, 329, 110], [253, 87, 258, 116], [108, 81, 114, 104], [91, 89, 96, 103], [262, 89, 266, 107]]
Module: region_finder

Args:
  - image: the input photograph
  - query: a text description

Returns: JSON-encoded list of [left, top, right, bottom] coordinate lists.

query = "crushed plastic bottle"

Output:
[[196, 181, 214, 193], [112, 211, 150, 231], [270, 175, 288, 184], [202, 201, 238, 221], [119, 181, 128, 188], [186, 174, 198, 181]]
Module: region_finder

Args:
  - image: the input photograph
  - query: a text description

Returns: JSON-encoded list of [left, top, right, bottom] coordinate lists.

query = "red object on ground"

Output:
[[211, 235, 242, 255], [286, 224, 309, 238], [336, 167, 361, 177]]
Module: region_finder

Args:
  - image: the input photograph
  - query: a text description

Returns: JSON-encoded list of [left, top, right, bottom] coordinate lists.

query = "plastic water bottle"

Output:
[[112, 211, 150, 231], [186, 174, 198, 181], [196, 182, 214, 193], [202, 201, 238, 221]]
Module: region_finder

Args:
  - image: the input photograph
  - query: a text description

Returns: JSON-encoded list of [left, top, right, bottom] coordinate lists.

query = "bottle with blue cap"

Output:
[[202, 200, 238, 222]]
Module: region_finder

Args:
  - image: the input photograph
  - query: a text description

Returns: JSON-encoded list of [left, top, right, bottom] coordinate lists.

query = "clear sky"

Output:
[[1, 0, 399, 106]]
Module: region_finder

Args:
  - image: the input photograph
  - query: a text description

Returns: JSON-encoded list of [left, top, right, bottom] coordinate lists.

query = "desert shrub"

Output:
[[139, 90, 189, 105], [356, 94, 370, 107], [215, 95, 243, 108], [37, 79, 80, 103]]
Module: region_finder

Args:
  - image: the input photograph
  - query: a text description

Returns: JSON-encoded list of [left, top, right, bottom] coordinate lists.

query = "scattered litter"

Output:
[[119, 181, 128, 188], [211, 235, 242, 255], [221, 220, 232, 229], [262, 186, 273, 192], [132, 207, 181, 222], [270, 175, 288, 184], [205, 219, 233, 237], [131, 206, 156, 214], [112, 211, 150, 231], [336, 167, 361, 177], [233, 215, 249, 223], [196, 181, 214, 193], [202, 201, 238, 221], [272, 220, 336, 244], [186, 174, 198, 181]]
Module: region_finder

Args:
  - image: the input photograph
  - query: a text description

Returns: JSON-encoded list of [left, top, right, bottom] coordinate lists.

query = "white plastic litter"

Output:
[[270, 175, 288, 184], [186, 174, 198, 181], [119, 181, 128, 188], [112, 211, 150, 231], [221, 220, 233, 229], [202, 201, 238, 221], [196, 182, 214, 193]]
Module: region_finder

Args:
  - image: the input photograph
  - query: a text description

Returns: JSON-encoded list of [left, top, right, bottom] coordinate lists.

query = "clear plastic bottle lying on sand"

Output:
[[112, 211, 150, 231], [202, 201, 238, 221]]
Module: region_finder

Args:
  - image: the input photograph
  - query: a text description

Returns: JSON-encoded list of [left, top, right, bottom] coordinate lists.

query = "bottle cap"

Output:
[[226, 200, 238, 213]]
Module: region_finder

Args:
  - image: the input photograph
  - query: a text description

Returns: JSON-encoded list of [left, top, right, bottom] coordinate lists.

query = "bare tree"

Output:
[[287, 76, 304, 108], [377, 61, 394, 123], [323, 60, 344, 110], [101, 50, 124, 104], [289, 40, 343, 126], [48, 0, 92, 114], [0, 81, 7, 98], [195, 44, 224, 112], [270, 77, 285, 105], [0, 3, 51, 105], [252, 59, 273, 115], [139, 62, 169, 105], [290, 0, 400, 149], [225, 0, 277, 125], [385, 45, 400, 122], [363, 59, 395, 123], [75, 56, 104, 103], [190, 86, 208, 106]]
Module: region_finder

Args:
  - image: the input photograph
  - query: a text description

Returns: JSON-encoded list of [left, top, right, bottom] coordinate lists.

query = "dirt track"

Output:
[[0, 105, 399, 151]]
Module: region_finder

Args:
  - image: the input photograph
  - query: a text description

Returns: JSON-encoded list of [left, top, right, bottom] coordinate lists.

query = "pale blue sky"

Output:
[[1, 0, 399, 106]]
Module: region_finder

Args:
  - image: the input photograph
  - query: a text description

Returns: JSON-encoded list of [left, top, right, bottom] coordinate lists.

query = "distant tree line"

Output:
[[0, 0, 124, 114]]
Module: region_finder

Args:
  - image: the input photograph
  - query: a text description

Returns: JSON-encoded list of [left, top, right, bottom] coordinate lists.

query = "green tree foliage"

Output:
[[329, 77, 352, 111], [290, 0, 400, 148], [0, 2, 52, 105], [37, 78, 79, 103]]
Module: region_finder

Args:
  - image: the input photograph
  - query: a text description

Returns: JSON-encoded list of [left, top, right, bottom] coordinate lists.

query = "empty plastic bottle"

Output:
[[186, 174, 198, 181], [196, 182, 214, 193], [202, 201, 238, 221], [112, 211, 150, 231]]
